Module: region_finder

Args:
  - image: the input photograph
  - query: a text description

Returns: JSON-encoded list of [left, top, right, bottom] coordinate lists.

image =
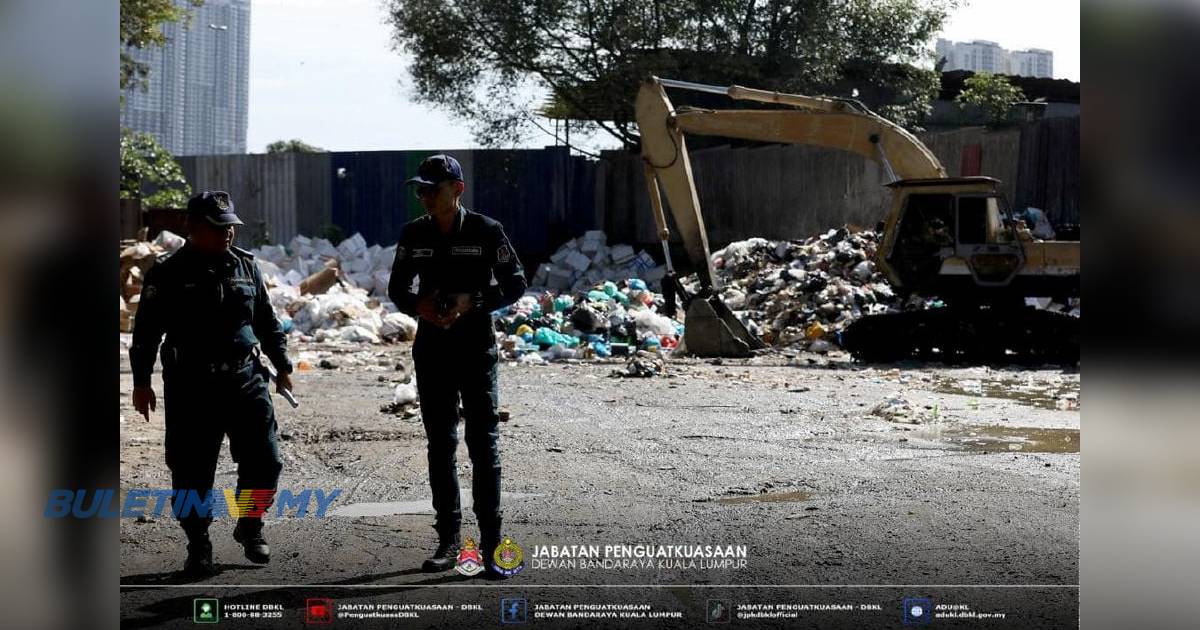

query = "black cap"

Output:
[[405, 154, 464, 186], [187, 191, 243, 226]]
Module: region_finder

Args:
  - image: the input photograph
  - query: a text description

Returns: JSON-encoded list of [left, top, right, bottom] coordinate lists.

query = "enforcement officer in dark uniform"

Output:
[[387, 155, 527, 576], [130, 191, 293, 577]]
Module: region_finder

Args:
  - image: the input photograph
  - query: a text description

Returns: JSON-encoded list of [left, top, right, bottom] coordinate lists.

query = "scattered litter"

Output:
[[610, 352, 667, 378], [870, 394, 924, 424], [392, 382, 418, 405]]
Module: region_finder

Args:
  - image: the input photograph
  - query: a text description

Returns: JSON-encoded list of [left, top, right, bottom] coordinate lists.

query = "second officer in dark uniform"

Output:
[[130, 191, 293, 577], [388, 155, 527, 576]]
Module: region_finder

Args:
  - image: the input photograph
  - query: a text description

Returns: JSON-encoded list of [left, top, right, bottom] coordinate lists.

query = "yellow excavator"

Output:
[[637, 76, 1080, 363]]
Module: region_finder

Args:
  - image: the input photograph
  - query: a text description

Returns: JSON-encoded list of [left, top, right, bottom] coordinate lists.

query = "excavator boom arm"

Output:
[[637, 76, 946, 286]]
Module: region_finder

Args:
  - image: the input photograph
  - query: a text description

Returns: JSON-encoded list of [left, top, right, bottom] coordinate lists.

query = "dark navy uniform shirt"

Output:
[[388, 207, 527, 348], [129, 243, 292, 386]]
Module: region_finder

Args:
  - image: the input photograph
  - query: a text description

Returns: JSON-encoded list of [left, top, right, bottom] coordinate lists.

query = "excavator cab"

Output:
[[881, 178, 1025, 295]]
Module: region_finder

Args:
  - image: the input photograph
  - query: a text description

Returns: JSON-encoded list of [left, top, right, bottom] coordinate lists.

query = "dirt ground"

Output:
[[118, 338, 1079, 628]]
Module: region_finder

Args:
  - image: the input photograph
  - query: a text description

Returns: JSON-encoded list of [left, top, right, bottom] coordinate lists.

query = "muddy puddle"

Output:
[[716, 491, 814, 505], [914, 425, 1079, 453], [930, 376, 1079, 411]]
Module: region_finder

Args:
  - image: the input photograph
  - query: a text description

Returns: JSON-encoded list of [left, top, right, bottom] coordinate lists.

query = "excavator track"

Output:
[[838, 306, 1079, 365]]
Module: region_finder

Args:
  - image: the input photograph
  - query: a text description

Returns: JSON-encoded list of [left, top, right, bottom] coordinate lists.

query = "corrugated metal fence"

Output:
[[181, 147, 595, 260], [176, 117, 1077, 259], [178, 152, 330, 246]]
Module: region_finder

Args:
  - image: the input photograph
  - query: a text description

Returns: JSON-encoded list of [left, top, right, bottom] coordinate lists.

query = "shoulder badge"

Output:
[[497, 244, 512, 263], [395, 245, 407, 261]]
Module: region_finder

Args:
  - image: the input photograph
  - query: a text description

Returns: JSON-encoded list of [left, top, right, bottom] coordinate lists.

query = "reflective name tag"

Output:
[[412, 248, 434, 258], [451, 246, 482, 256]]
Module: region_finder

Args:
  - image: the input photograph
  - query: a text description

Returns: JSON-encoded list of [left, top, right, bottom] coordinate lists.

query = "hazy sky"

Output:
[[246, 0, 1080, 154]]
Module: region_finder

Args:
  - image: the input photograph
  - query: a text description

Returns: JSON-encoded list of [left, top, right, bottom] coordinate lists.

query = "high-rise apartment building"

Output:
[[936, 38, 1054, 78], [120, 0, 251, 156]]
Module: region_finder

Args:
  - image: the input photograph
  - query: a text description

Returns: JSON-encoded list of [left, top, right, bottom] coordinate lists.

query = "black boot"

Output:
[[479, 521, 507, 580], [421, 531, 461, 573], [181, 531, 214, 578], [232, 517, 270, 564]]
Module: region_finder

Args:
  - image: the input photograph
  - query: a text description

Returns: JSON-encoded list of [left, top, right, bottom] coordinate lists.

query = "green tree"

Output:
[[954, 72, 1026, 127], [266, 139, 326, 153], [387, 0, 959, 148], [120, 128, 192, 208], [121, 0, 204, 91]]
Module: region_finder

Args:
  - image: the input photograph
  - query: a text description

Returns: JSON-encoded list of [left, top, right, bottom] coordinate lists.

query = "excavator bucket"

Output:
[[681, 294, 765, 357]]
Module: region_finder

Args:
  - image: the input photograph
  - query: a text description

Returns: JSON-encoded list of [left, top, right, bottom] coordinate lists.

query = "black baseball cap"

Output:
[[405, 154, 464, 186], [187, 191, 243, 226]]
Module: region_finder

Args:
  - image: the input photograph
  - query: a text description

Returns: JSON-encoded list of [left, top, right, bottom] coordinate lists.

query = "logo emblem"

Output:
[[706, 599, 730, 623], [492, 537, 526, 577], [499, 597, 527, 624], [455, 537, 484, 576], [193, 598, 219, 624], [213, 193, 230, 210], [306, 598, 333, 624], [497, 244, 511, 263], [902, 597, 932, 625]]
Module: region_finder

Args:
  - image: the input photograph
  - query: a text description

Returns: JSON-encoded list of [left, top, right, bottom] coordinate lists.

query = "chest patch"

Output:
[[412, 248, 435, 258], [451, 245, 482, 256]]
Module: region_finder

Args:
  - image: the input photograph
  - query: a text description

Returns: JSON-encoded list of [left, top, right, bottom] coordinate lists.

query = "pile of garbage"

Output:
[[532, 230, 668, 293], [492, 279, 682, 365], [248, 234, 416, 344], [251, 233, 396, 298], [116, 230, 417, 344], [696, 227, 906, 352]]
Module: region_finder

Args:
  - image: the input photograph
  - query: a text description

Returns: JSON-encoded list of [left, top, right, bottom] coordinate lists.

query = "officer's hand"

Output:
[[276, 371, 293, 394], [447, 293, 473, 315], [133, 385, 156, 421], [416, 295, 443, 324]]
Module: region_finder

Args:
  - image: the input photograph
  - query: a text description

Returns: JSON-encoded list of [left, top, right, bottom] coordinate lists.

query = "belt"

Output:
[[206, 356, 254, 374], [171, 353, 255, 375]]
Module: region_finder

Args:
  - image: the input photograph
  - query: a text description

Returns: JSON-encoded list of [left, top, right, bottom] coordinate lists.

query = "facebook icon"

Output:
[[500, 597, 527, 624]]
